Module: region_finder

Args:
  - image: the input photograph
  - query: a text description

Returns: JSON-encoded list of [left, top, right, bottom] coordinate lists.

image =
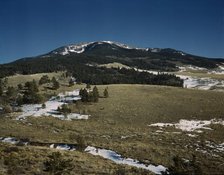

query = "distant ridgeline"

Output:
[[1, 41, 223, 87]]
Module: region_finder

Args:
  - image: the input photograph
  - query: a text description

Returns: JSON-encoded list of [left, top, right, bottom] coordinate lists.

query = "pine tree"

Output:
[[86, 84, 91, 89], [93, 86, 99, 102], [39, 75, 50, 85], [69, 79, 74, 86], [23, 80, 42, 104], [16, 95, 23, 106], [79, 88, 84, 97], [6, 86, 16, 97], [17, 83, 23, 90], [52, 77, 60, 90], [81, 89, 88, 102], [103, 87, 109, 98], [32, 79, 39, 92]]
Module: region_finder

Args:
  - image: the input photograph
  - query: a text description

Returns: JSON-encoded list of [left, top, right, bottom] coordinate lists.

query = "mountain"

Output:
[[42, 41, 223, 69], [0, 41, 223, 83]]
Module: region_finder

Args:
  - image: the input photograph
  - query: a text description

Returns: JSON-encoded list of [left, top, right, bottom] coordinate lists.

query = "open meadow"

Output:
[[1, 75, 224, 174]]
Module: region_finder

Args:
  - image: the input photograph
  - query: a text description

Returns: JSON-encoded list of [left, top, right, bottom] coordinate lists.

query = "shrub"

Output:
[[76, 135, 86, 151], [44, 152, 73, 175], [3, 105, 12, 113], [57, 104, 71, 114], [42, 103, 46, 109]]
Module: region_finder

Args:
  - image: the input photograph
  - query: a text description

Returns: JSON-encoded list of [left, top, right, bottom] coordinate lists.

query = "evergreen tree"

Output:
[[79, 88, 84, 97], [6, 86, 16, 97], [39, 75, 50, 85], [92, 86, 99, 102], [81, 88, 88, 102], [17, 83, 23, 90], [69, 79, 74, 86], [86, 83, 91, 89], [24, 80, 39, 92], [16, 95, 23, 106], [57, 104, 71, 114], [103, 87, 109, 98], [23, 80, 42, 104], [32, 79, 39, 92], [52, 77, 60, 90]]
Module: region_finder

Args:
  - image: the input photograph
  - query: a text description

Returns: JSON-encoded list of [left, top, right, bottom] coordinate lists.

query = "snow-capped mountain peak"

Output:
[[48, 41, 187, 57], [49, 41, 150, 56]]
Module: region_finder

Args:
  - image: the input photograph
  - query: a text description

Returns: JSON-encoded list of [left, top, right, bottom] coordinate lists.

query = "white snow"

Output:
[[176, 75, 224, 90], [56, 144, 72, 150], [1, 137, 19, 144], [186, 65, 207, 71], [53, 41, 151, 55], [16, 89, 89, 120], [186, 134, 198, 137], [131, 66, 224, 91], [150, 48, 161, 53], [133, 68, 159, 75], [149, 119, 224, 132], [85, 146, 167, 174]]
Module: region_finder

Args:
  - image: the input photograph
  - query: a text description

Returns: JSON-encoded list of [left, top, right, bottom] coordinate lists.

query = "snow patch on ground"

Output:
[[149, 119, 224, 132], [176, 75, 224, 90], [0, 137, 19, 144], [186, 134, 198, 137], [85, 146, 167, 174], [16, 89, 89, 120]]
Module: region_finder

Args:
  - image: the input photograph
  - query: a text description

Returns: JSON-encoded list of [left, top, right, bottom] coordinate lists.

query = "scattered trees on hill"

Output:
[[79, 86, 99, 103], [39, 75, 50, 85]]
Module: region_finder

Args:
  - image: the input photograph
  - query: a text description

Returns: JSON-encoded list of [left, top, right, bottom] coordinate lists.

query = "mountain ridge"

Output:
[[0, 40, 224, 80]]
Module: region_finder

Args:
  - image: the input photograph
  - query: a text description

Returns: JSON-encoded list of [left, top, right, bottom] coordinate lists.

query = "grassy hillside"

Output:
[[0, 84, 224, 174], [6, 72, 64, 87]]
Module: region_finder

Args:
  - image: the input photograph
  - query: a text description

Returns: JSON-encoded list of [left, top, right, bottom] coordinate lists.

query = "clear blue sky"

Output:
[[0, 0, 224, 63]]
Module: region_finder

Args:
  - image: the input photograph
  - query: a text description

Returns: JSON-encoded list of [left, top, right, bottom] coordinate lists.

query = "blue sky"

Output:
[[0, 0, 224, 63]]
